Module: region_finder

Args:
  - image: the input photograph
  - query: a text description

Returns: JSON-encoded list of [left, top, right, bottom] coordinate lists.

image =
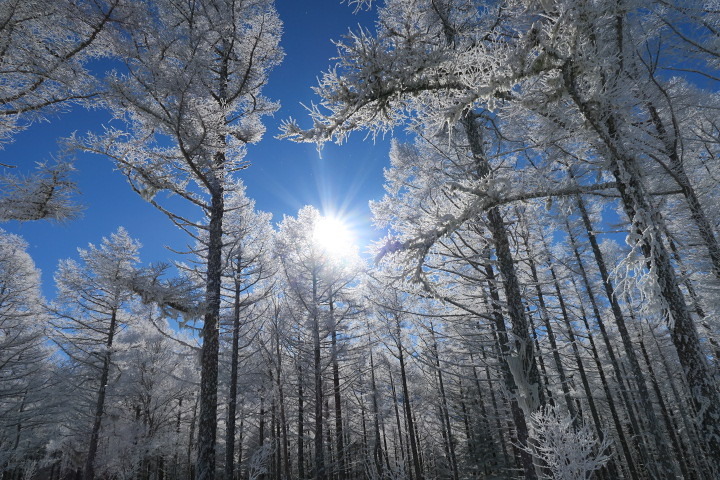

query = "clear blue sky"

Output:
[[3, 1, 393, 296]]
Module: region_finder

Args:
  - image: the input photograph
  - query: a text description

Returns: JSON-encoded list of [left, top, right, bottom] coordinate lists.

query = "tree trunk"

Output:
[[564, 59, 720, 476], [297, 361, 305, 480], [638, 335, 693, 479], [225, 270, 242, 480], [648, 326, 715, 479], [545, 264, 592, 421], [429, 324, 458, 480], [188, 396, 199, 480], [274, 328, 291, 480], [389, 370, 407, 475], [566, 250, 635, 480], [646, 102, 720, 280], [369, 351, 384, 477], [329, 295, 346, 480], [84, 307, 118, 480], [521, 231, 576, 418], [463, 114, 540, 479], [197, 189, 224, 480], [395, 326, 423, 480], [527, 310, 554, 406], [311, 269, 325, 480], [481, 261, 535, 476]]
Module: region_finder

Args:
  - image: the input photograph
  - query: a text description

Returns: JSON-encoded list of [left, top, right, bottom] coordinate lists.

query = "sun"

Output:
[[313, 215, 357, 259]]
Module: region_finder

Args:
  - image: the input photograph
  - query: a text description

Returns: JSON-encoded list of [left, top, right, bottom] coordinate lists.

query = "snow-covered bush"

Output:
[[526, 405, 612, 480]]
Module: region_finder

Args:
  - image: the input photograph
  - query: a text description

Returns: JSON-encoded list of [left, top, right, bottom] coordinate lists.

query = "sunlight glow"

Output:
[[313, 215, 357, 259]]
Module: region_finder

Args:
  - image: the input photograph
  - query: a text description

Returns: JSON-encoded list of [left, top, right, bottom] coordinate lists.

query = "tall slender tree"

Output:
[[51, 228, 140, 480], [81, 2, 283, 478]]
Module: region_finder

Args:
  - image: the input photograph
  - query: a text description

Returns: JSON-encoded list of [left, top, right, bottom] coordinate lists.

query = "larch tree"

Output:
[[0, 0, 120, 144], [0, 230, 53, 474], [101, 308, 199, 479], [50, 228, 141, 480], [0, 0, 125, 222], [283, 0, 720, 476], [219, 181, 275, 480], [275, 206, 364, 480], [0, 160, 79, 222], [279, 3, 557, 475], [79, 1, 283, 478], [511, 1, 720, 469]]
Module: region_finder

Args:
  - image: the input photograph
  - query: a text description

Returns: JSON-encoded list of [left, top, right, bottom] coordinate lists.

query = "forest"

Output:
[[1, 0, 720, 479]]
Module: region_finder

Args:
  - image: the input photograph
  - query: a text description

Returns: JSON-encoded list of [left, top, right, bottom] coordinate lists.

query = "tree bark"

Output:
[[521, 231, 576, 419], [311, 268, 325, 480], [197, 189, 224, 480], [84, 307, 118, 480], [564, 57, 720, 475], [329, 294, 346, 480], [567, 236, 637, 480], [463, 114, 540, 479], [429, 324, 458, 480], [369, 351, 384, 477], [225, 267, 242, 480], [395, 318, 423, 480]]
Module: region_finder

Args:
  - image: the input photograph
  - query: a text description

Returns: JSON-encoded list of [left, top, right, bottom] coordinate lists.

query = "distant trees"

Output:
[[219, 183, 275, 480], [282, 0, 720, 478], [275, 206, 363, 480]]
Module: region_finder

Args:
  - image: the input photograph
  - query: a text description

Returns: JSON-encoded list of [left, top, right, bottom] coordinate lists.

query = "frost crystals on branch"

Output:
[[525, 405, 612, 480]]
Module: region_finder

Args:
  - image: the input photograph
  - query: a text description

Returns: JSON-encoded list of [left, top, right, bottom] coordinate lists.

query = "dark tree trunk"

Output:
[[311, 270, 325, 480], [369, 351, 384, 477], [638, 336, 693, 479], [646, 102, 720, 280], [197, 189, 224, 480], [225, 271, 242, 480], [564, 57, 720, 475], [527, 310, 554, 405], [389, 371, 407, 474], [188, 396, 199, 480], [481, 261, 535, 475], [429, 324, 458, 480], [521, 232, 576, 418], [329, 296, 346, 480], [84, 307, 118, 480], [274, 330, 291, 480], [648, 326, 715, 478], [396, 334, 423, 480], [463, 114, 540, 479], [566, 245, 635, 479], [297, 361, 305, 480]]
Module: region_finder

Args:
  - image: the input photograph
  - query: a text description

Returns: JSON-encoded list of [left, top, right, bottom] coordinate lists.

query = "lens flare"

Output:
[[313, 215, 356, 259]]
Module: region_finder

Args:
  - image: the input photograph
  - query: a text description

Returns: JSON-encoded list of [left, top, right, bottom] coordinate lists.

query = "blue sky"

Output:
[[3, 2, 393, 296]]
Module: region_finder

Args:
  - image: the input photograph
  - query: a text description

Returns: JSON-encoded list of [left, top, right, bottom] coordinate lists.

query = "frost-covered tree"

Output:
[[284, 0, 720, 475], [219, 181, 275, 479], [526, 405, 611, 480], [98, 309, 198, 480], [0, 0, 120, 145], [78, 2, 283, 478], [280, 4, 562, 475], [51, 228, 140, 480], [0, 0, 124, 225], [0, 161, 78, 222], [0, 230, 53, 474], [275, 206, 364, 480]]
